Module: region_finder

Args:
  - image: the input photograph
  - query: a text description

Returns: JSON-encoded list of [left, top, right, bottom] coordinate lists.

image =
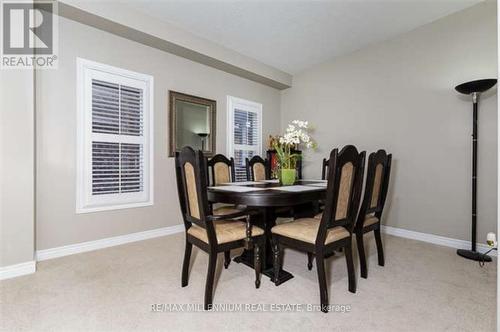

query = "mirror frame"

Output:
[[168, 91, 217, 157]]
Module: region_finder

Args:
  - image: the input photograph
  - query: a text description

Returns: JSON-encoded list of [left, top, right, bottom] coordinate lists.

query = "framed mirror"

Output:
[[169, 91, 216, 157]]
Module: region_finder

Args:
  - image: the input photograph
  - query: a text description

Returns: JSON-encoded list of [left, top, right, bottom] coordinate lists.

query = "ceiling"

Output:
[[122, 0, 481, 74]]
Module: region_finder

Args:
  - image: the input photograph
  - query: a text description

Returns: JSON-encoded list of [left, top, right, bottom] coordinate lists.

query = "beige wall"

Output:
[[0, 70, 35, 266], [36, 17, 281, 250], [281, 1, 497, 242]]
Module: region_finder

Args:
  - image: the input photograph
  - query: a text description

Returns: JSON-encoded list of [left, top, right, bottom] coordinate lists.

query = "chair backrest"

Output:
[[207, 154, 235, 185], [317, 145, 365, 246], [321, 158, 329, 180], [175, 147, 216, 242], [355, 150, 392, 229], [246, 156, 269, 181]]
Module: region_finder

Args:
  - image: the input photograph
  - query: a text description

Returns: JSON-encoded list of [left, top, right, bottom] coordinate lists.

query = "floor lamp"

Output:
[[454, 78, 497, 262]]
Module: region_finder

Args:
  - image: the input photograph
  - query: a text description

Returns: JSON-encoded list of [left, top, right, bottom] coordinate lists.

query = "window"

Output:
[[227, 96, 262, 181], [76, 58, 154, 213]]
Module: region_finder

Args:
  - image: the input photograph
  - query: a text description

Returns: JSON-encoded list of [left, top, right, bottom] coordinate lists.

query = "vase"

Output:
[[280, 169, 296, 186]]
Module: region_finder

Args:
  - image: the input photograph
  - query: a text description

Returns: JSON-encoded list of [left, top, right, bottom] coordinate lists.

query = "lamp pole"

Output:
[[471, 91, 478, 253], [454, 78, 496, 262]]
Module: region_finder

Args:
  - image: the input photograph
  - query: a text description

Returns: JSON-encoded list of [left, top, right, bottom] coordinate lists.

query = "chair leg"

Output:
[[356, 232, 368, 279], [181, 240, 192, 287], [316, 254, 329, 313], [307, 252, 314, 270], [204, 252, 217, 310], [224, 251, 231, 269], [254, 244, 261, 289], [272, 238, 281, 286], [345, 240, 356, 293], [374, 228, 385, 266]]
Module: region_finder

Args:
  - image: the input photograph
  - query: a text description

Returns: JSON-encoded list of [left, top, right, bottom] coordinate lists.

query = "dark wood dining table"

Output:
[[207, 180, 327, 284]]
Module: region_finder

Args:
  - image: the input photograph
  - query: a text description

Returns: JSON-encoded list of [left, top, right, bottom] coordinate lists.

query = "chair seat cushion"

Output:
[[188, 220, 264, 244], [213, 205, 244, 216], [314, 212, 322, 219], [363, 215, 379, 227], [271, 218, 350, 245]]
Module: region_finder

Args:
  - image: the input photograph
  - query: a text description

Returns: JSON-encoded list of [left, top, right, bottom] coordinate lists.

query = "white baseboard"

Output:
[[36, 224, 184, 261], [33, 222, 497, 264], [381, 225, 497, 256], [0, 261, 36, 280]]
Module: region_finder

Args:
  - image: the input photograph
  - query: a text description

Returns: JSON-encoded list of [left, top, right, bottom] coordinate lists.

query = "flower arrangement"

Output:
[[273, 120, 317, 185]]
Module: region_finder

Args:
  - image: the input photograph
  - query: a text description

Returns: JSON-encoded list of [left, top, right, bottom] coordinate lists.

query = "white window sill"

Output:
[[76, 200, 154, 214]]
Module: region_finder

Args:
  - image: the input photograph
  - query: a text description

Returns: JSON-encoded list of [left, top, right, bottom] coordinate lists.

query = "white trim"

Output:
[[76, 58, 154, 82], [74, 201, 154, 214], [0, 261, 36, 280], [36, 224, 184, 261], [76, 58, 154, 214], [381, 225, 497, 256]]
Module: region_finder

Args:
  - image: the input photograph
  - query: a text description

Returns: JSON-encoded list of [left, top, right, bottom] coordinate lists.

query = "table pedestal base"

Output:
[[263, 268, 294, 284], [233, 204, 319, 285], [233, 253, 294, 284]]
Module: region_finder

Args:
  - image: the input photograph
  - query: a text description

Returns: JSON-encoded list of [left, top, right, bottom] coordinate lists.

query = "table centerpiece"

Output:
[[274, 120, 316, 185]]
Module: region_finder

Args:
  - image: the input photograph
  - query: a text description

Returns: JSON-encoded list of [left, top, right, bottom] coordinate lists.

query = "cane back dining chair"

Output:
[[245, 155, 269, 181], [354, 150, 392, 279], [271, 145, 366, 312], [175, 147, 265, 309]]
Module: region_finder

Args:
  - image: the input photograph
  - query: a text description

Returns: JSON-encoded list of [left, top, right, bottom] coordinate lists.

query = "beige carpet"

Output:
[[0, 232, 496, 331]]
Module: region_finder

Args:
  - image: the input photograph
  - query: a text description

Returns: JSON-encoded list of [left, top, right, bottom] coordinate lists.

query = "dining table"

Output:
[[207, 179, 327, 284]]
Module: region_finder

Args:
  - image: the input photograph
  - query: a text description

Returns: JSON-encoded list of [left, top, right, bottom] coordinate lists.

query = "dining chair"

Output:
[[175, 147, 265, 309], [207, 153, 251, 267], [206, 154, 241, 216], [316, 157, 329, 214], [245, 155, 269, 181], [271, 145, 365, 312], [207, 153, 236, 185], [354, 150, 392, 279]]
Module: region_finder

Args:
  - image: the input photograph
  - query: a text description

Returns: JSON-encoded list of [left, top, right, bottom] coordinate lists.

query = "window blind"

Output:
[[91, 79, 144, 196], [232, 106, 261, 181]]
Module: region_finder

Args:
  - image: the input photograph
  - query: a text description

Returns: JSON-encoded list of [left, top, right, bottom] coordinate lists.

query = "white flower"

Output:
[[290, 120, 308, 129], [277, 120, 316, 150]]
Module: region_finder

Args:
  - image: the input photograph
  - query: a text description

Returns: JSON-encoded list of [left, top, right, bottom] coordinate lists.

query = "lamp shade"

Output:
[[455, 79, 497, 95]]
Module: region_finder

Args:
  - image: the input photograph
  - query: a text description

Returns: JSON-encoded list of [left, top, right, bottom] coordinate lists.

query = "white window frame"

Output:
[[226, 96, 263, 179], [76, 58, 154, 213]]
